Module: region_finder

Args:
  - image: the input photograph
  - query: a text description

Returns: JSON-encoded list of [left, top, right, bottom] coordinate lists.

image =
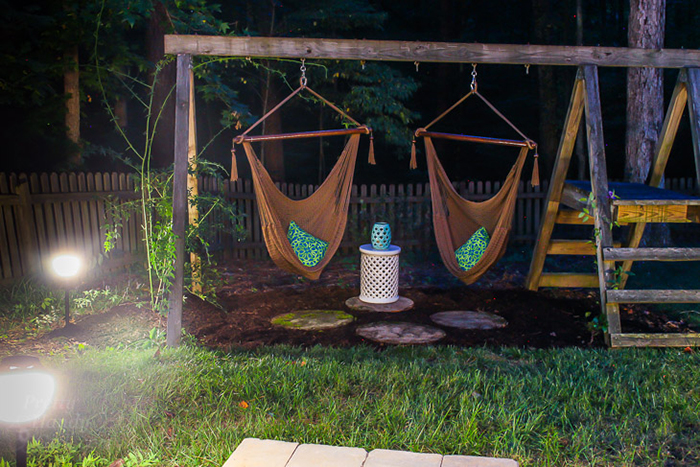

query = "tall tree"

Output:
[[625, 0, 665, 182]]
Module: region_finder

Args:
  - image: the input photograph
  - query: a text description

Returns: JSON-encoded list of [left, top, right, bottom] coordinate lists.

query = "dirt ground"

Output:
[[2, 255, 694, 355]]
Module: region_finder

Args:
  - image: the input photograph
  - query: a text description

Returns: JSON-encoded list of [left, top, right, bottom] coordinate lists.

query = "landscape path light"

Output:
[[50, 253, 82, 327], [0, 355, 56, 467]]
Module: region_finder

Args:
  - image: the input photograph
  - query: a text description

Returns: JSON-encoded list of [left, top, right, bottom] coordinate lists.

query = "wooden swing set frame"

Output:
[[163, 34, 700, 347]]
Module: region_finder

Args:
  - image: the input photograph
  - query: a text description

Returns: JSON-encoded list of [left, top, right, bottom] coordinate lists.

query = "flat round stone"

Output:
[[430, 311, 508, 330], [345, 296, 414, 313], [271, 310, 354, 330], [356, 322, 445, 344]]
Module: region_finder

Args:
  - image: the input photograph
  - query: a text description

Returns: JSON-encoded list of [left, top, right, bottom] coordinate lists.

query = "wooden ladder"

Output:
[[526, 66, 700, 347]]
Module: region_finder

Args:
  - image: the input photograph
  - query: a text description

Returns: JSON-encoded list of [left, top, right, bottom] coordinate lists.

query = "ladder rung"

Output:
[[555, 210, 595, 225], [547, 240, 595, 255], [610, 332, 700, 348], [607, 289, 700, 303], [603, 247, 700, 261], [539, 273, 599, 288]]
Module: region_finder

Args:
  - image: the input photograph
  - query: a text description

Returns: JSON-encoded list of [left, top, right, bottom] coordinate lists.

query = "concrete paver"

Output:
[[364, 448, 443, 467], [222, 438, 298, 467], [442, 455, 519, 467], [285, 443, 367, 467]]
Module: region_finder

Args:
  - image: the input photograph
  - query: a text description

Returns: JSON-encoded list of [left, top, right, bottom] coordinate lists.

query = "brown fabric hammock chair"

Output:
[[412, 76, 538, 285], [232, 81, 372, 280]]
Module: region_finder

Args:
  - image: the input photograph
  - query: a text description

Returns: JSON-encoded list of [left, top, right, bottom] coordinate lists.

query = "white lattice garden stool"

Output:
[[359, 244, 401, 304]]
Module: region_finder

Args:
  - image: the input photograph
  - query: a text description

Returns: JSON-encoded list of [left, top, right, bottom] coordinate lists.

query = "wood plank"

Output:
[[582, 65, 620, 335], [538, 272, 599, 288], [555, 209, 595, 224], [69, 173, 82, 251], [610, 333, 700, 348], [29, 174, 48, 265], [547, 240, 596, 255], [39, 173, 57, 252], [686, 68, 700, 191], [77, 173, 94, 260], [526, 70, 586, 290], [168, 53, 191, 347], [560, 183, 591, 211], [15, 181, 38, 275], [86, 173, 102, 260], [648, 70, 688, 187], [0, 174, 16, 279], [164, 35, 700, 68], [604, 247, 700, 261], [616, 204, 690, 223], [187, 66, 201, 294], [607, 289, 700, 303]]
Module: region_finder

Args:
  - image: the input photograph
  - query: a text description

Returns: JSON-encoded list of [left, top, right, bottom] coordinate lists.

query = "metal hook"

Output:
[[361, 60, 366, 70], [414, 61, 420, 72], [525, 64, 530, 75]]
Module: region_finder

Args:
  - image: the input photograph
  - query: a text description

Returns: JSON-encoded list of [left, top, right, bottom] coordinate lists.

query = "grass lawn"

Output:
[[0, 343, 698, 467]]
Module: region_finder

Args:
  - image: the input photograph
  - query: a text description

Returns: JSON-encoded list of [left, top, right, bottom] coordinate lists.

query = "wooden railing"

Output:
[[0, 171, 695, 282]]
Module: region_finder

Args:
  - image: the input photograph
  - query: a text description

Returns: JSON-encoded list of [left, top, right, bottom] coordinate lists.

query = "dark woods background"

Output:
[[1, 0, 699, 185]]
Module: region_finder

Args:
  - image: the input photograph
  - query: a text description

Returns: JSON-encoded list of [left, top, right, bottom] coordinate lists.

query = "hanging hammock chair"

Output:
[[231, 76, 373, 280], [411, 70, 539, 285]]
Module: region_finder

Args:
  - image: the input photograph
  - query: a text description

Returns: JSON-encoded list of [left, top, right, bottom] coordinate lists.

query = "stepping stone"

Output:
[[356, 322, 445, 344], [364, 449, 442, 467], [345, 296, 414, 313], [286, 443, 367, 467], [222, 438, 298, 467], [430, 311, 508, 330], [442, 455, 519, 467], [271, 310, 354, 330]]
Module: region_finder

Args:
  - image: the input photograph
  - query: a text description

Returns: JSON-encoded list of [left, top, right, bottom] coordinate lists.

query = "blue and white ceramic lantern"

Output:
[[371, 222, 391, 250]]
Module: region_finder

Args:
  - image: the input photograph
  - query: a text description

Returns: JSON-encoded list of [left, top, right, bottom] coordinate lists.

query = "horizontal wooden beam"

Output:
[[607, 289, 700, 303], [164, 35, 700, 68], [539, 272, 599, 288], [610, 332, 700, 348], [415, 131, 530, 147], [555, 210, 595, 225], [603, 247, 700, 261]]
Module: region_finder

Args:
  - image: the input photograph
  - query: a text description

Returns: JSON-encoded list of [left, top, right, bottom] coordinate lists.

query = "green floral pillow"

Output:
[[287, 221, 329, 267], [455, 227, 490, 271]]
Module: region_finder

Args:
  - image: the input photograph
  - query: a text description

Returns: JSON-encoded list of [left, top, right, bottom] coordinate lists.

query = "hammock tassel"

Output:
[[410, 138, 418, 170], [530, 152, 540, 187], [230, 147, 239, 181], [368, 133, 376, 165]]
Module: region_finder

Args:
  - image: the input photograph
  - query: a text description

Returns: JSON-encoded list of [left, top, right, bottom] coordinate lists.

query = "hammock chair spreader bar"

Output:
[[414, 129, 532, 148], [235, 126, 371, 144]]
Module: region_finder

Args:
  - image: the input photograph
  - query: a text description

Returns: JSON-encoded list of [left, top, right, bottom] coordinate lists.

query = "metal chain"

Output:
[[470, 63, 478, 92], [300, 58, 307, 87]]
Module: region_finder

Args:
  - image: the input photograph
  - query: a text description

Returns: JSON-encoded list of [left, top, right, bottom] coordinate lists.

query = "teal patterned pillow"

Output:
[[287, 221, 329, 267], [455, 227, 490, 271]]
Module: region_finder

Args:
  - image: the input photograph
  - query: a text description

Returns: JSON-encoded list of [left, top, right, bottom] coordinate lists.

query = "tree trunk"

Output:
[[626, 0, 665, 182], [64, 45, 81, 165], [532, 0, 559, 178], [626, 0, 668, 246], [146, 0, 176, 169]]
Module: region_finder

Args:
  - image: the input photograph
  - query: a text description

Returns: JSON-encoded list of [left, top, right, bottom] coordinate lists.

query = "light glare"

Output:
[[51, 255, 81, 278], [0, 372, 56, 424]]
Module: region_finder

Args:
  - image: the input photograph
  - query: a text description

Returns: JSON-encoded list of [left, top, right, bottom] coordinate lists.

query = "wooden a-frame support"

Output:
[[165, 35, 700, 347], [526, 66, 700, 348]]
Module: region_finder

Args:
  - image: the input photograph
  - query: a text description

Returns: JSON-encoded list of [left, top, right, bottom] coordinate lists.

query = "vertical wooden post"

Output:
[[187, 67, 202, 294], [685, 67, 700, 192], [15, 180, 38, 275], [581, 65, 620, 337], [526, 69, 586, 290], [167, 53, 191, 347]]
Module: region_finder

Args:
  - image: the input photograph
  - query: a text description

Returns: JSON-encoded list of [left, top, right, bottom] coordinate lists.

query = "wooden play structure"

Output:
[[526, 67, 700, 348], [163, 35, 700, 347]]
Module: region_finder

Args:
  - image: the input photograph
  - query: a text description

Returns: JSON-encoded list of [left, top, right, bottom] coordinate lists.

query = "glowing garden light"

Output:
[[50, 253, 82, 326], [0, 356, 56, 467]]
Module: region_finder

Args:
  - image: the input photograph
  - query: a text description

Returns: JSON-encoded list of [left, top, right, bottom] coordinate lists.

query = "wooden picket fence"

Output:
[[0, 171, 696, 282]]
